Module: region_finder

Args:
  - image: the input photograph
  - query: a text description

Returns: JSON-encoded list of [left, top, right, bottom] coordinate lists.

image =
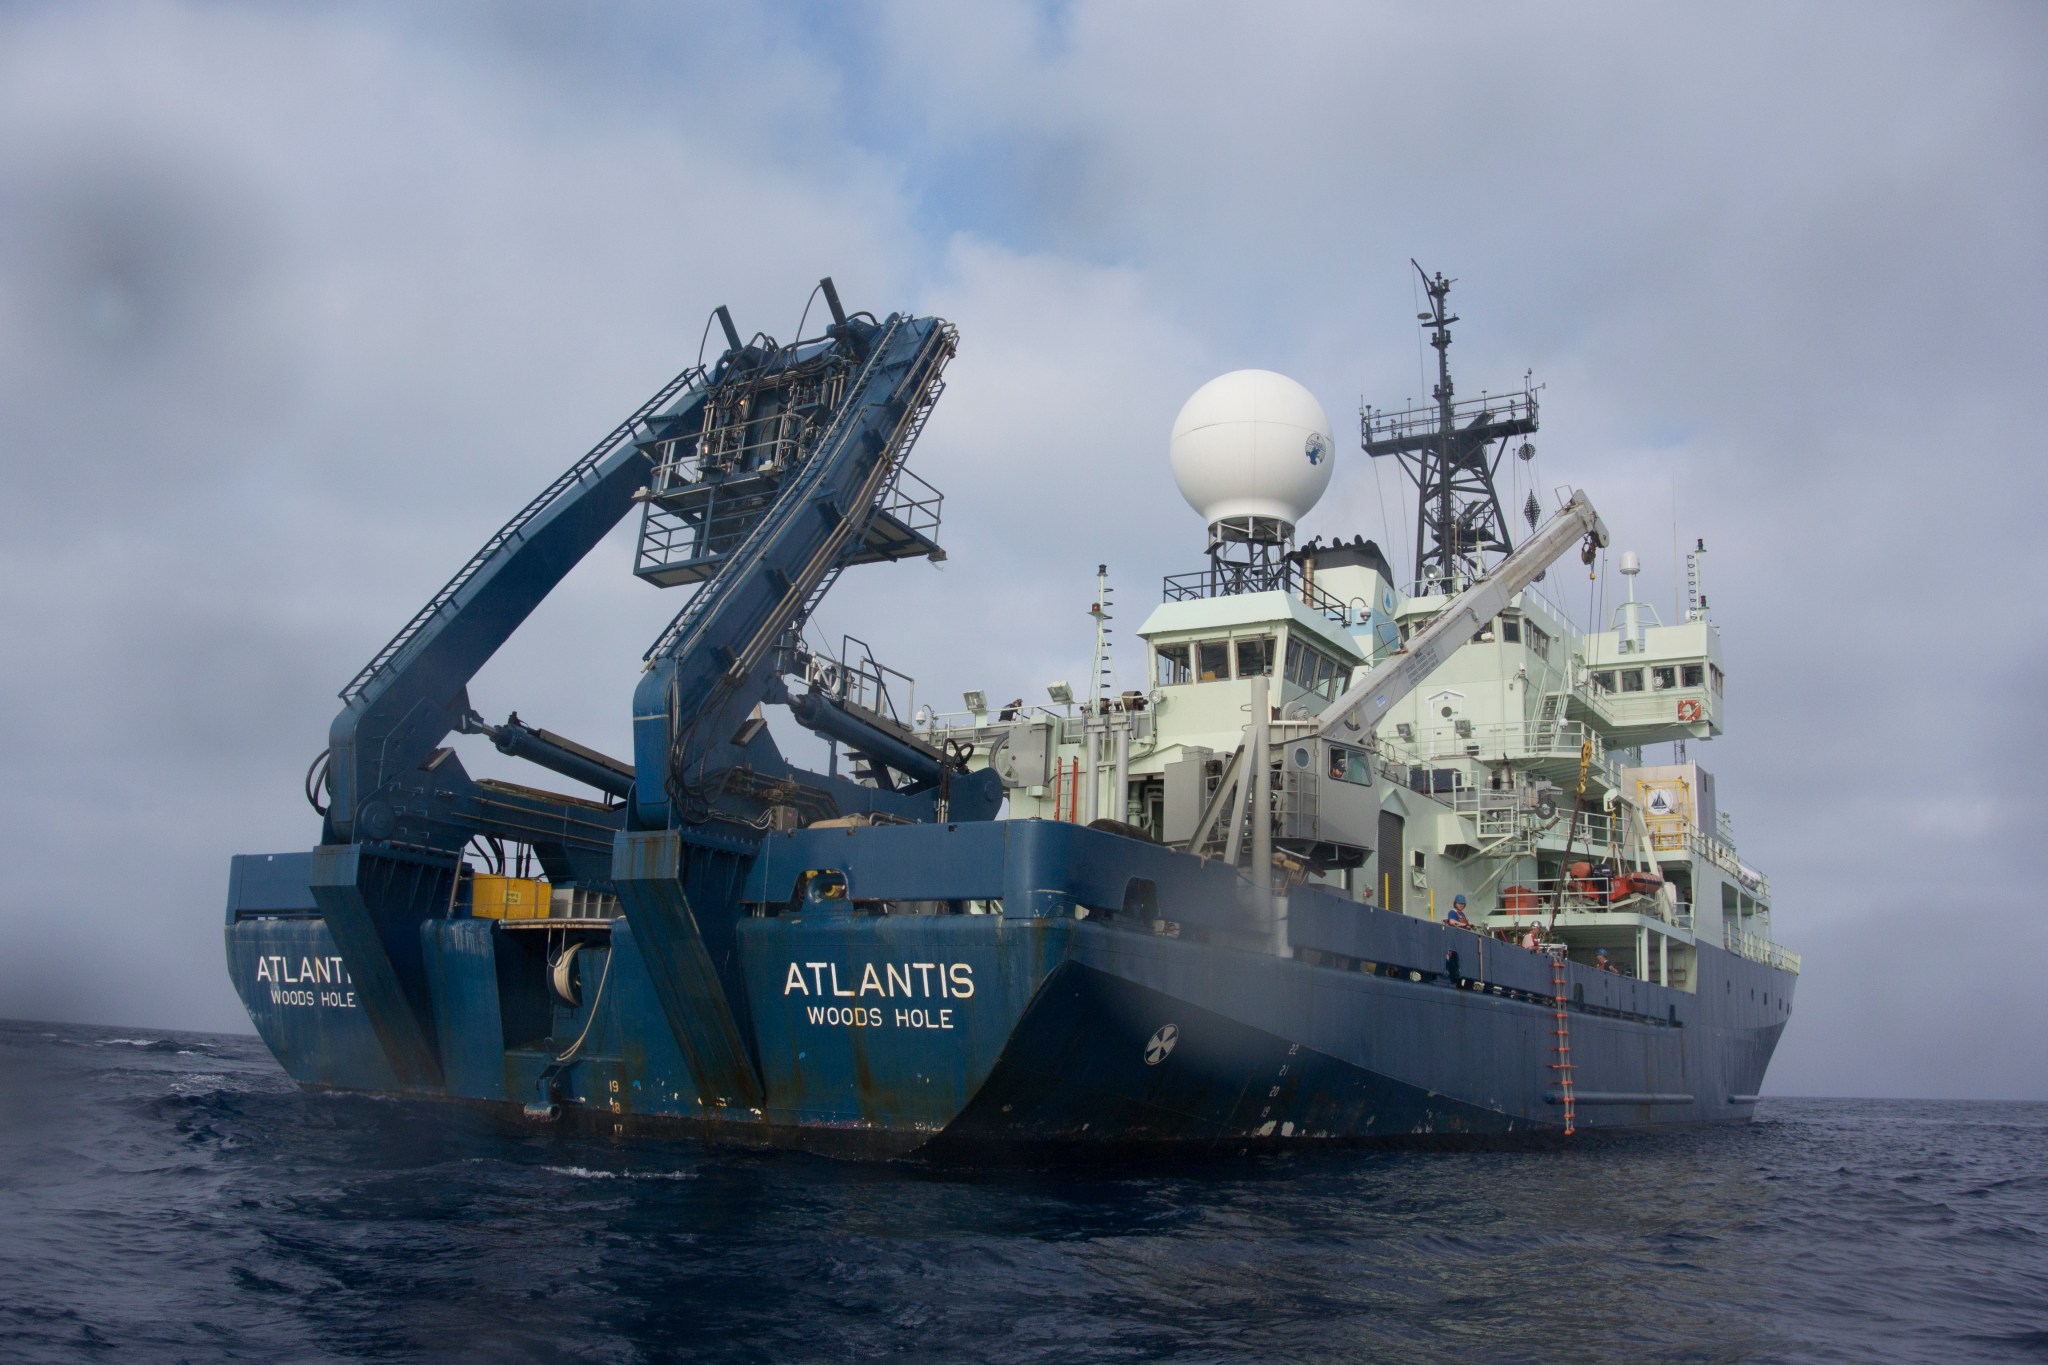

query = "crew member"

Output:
[[1444, 894, 1471, 928]]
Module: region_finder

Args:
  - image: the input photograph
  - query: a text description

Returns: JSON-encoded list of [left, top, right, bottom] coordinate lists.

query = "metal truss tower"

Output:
[[1361, 263, 1538, 593]]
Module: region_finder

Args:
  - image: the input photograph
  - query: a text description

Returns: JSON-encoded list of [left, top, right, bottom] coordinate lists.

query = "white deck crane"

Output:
[[1185, 491, 1608, 890], [1313, 490, 1608, 742]]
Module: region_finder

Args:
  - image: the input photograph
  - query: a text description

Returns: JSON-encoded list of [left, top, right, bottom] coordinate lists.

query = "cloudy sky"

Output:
[[1, 1, 2041, 1099]]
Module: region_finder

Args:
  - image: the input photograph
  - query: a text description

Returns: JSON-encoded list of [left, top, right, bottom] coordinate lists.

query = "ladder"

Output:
[[1550, 951, 1576, 1136]]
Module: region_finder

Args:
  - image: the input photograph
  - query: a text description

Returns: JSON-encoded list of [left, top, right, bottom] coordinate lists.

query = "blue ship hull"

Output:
[[226, 822, 1791, 1158]]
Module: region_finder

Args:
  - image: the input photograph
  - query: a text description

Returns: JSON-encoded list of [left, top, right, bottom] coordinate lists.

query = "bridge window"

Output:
[[1318, 653, 1344, 698], [1285, 641, 1347, 701], [1526, 622, 1553, 661], [1710, 663, 1725, 695], [1156, 644, 1191, 686], [1621, 669, 1645, 693], [1682, 663, 1705, 688], [1591, 670, 1616, 693], [1651, 666, 1677, 690], [1236, 636, 1275, 678], [1197, 641, 1230, 682], [1500, 616, 1522, 644]]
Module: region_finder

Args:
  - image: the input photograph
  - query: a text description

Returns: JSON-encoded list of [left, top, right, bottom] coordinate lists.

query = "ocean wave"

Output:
[[543, 1165, 698, 1181]]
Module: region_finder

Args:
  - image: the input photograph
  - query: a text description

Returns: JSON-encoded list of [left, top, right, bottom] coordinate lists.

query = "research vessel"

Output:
[[226, 270, 1798, 1155]]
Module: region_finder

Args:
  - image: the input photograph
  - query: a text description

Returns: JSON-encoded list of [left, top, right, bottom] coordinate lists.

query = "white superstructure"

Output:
[[906, 315, 1794, 993]]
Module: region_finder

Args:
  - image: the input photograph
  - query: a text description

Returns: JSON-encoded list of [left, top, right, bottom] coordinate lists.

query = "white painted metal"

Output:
[[1082, 715, 1099, 824], [1168, 370, 1334, 532], [1112, 718, 1131, 823], [1312, 491, 1609, 743], [1249, 673, 1272, 891]]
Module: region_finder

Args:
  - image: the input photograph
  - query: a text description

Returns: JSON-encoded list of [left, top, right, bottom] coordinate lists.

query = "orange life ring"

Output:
[[1677, 698, 1703, 722]]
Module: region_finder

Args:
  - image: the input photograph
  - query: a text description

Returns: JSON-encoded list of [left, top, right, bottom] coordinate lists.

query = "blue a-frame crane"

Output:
[[303, 281, 998, 1095]]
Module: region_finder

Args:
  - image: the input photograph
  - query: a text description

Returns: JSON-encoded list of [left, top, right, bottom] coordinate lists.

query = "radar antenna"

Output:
[[1361, 263, 1537, 593]]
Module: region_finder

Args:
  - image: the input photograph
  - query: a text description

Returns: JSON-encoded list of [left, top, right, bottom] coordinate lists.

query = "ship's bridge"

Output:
[[1137, 589, 1365, 742]]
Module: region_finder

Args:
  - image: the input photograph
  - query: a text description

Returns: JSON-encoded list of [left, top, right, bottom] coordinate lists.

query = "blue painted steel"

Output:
[[466, 714, 635, 799], [784, 689, 947, 788], [419, 918, 507, 1100], [225, 822, 1795, 1150], [226, 852, 319, 919], [742, 820, 1253, 924], [611, 829, 767, 1114], [306, 842, 453, 1091], [736, 914, 1071, 1134], [630, 315, 955, 829], [225, 919, 402, 1093], [328, 375, 708, 843]]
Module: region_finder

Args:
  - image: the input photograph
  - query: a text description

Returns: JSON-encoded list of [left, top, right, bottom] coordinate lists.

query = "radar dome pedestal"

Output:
[[1170, 369, 1334, 545]]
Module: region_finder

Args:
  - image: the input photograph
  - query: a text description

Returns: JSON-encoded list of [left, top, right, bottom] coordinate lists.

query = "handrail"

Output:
[[1724, 924, 1801, 973], [1486, 876, 1691, 929], [1162, 558, 1351, 623], [341, 362, 706, 702], [641, 316, 914, 665]]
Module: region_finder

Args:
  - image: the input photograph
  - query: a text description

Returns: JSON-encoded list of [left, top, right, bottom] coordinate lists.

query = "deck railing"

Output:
[[1724, 924, 1802, 974]]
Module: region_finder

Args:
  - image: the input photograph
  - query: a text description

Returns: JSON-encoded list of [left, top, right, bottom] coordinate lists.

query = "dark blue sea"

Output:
[[2, 1020, 2043, 1363]]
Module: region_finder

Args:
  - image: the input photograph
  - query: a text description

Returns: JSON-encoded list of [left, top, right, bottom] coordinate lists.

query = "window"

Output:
[[1591, 670, 1616, 694], [1681, 663, 1705, 688], [1501, 617, 1522, 644], [1156, 644, 1191, 686], [1197, 641, 1230, 682], [1286, 639, 1347, 701], [1621, 669, 1646, 693], [1327, 744, 1373, 786], [1651, 666, 1677, 690], [1235, 636, 1274, 678], [1710, 663, 1725, 695], [1526, 623, 1552, 660], [1317, 653, 1343, 699]]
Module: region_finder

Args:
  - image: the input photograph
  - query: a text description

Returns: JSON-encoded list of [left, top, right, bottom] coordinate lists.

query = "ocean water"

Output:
[[1, 1020, 2042, 1364]]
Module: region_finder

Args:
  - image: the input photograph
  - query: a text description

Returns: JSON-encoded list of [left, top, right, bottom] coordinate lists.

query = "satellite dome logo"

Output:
[[1304, 432, 1327, 465]]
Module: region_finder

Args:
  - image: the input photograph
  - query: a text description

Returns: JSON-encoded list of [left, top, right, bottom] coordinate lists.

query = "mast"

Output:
[[1362, 263, 1537, 593]]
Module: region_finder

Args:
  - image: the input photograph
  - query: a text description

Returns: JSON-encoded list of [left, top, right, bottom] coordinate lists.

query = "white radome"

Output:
[[1169, 369, 1334, 533]]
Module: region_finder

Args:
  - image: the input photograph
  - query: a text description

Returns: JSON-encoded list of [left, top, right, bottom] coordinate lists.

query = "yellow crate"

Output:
[[471, 875, 551, 920]]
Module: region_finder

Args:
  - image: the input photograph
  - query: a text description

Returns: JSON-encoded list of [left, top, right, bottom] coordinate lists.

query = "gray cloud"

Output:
[[0, 1, 2040, 1097]]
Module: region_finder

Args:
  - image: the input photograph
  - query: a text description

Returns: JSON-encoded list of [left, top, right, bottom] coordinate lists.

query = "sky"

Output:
[[0, 0, 2042, 1099]]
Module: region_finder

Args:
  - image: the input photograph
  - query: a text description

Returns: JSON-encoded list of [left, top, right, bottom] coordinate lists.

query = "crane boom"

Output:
[[324, 367, 709, 841], [1314, 490, 1609, 742]]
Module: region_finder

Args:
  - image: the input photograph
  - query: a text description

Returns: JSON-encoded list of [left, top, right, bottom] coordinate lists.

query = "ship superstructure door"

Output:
[[1377, 810, 1405, 912]]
